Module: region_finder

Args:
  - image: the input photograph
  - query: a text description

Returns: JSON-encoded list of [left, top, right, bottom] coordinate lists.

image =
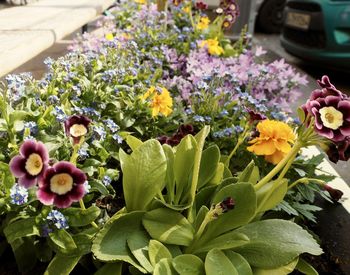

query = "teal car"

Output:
[[281, 0, 350, 68]]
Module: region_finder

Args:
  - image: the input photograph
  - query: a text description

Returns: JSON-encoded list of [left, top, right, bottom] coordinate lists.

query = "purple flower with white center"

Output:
[[10, 184, 28, 205], [10, 140, 49, 188], [46, 210, 69, 229], [64, 115, 92, 144], [302, 76, 350, 142], [37, 161, 87, 208]]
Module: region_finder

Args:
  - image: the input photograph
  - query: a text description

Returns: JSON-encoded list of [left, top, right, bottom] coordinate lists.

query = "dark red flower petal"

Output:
[[37, 189, 55, 205], [9, 156, 26, 177], [18, 174, 37, 188], [53, 161, 75, 174], [71, 169, 87, 185], [20, 140, 37, 158], [53, 195, 73, 208], [35, 141, 49, 163], [68, 185, 85, 202]]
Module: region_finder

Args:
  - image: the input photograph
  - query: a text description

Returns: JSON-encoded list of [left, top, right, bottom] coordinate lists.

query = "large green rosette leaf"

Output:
[[143, 208, 194, 246], [233, 219, 323, 269], [119, 139, 167, 211], [92, 211, 147, 273]]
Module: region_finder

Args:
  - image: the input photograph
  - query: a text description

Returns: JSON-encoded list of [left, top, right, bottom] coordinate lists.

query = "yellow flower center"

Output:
[[319, 106, 343, 130], [50, 173, 73, 195], [70, 124, 88, 137], [25, 153, 43, 176]]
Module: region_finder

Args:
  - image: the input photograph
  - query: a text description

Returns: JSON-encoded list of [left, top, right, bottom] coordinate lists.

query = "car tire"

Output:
[[257, 0, 286, 33]]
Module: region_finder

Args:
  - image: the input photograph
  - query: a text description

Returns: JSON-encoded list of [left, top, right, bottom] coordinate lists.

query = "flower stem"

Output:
[[288, 178, 326, 190], [185, 211, 212, 253], [254, 141, 303, 190], [225, 126, 250, 167], [79, 199, 98, 229], [188, 2, 195, 29]]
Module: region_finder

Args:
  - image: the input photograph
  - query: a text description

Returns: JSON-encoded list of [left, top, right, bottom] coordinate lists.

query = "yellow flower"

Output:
[[142, 87, 173, 117], [196, 16, 210, 30], [182, 6, 191, 14], [141, 86, 156, 100], [247, 120, 296, 165], [135, 0, 146, 4], [200, 38, 224, 56], [105, 33, 114, 41]]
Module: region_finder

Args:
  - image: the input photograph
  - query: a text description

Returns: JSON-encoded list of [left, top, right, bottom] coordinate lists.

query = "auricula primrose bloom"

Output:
[[37, 161, 87, 208], [302, 75, 350, 142], [10, 140, 49, 188], [64, 115, 91, 144]]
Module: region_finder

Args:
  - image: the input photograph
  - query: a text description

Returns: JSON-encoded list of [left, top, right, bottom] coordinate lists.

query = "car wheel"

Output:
[[257, 0, 286, 33]]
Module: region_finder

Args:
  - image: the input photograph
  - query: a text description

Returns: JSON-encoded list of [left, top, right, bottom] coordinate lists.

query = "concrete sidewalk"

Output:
[[0, 0, 114, 77]]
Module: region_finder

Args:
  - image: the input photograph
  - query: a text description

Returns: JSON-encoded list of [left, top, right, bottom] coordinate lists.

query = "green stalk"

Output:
[[224, 125, 250, 167], [69, 138, 98, 229], [254, 140, 303, 190], [186, 126, 210, 221]]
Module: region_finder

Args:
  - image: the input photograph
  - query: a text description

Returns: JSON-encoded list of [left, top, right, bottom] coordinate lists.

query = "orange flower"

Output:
[[247, 120, 296, 164]]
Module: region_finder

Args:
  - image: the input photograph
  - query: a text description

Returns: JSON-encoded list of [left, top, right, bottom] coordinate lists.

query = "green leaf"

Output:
[[297, 107, 306, 123], [143, 208, 194, 246], [256, 179, 288, 212], [237, 161, 255, 183], [11, 238, 37, 272], [253, 257, 299, 275], [94, 263, 122, 275], [172, 254, 205, 275], [295, 258, 318, 275], [154, 258, 177, 275], [44, 254, 81, 275], [120, 139, 167, 211], [192, 231, 249, 254], [0, 162, 15, 190], [148, 239, 172, 267], [224, 251, 253, 275], [233, 219, 323, 269], [34, 240, 53, 262], [194, 206, 209, 232], [200, 183, 256, 242], [127, 231, 153, 273], [49, 230, 77, 252], [162, 144, 175, 199], [126, 135, 143, 151], [92, 211, 147, 273], [4, 217, 40, 243], [63, 206, 101, 227], [173, 135, 197, 200], [198, 145, 220, 189], [207, 162, 225, 186], [205, 249, 238, 275]]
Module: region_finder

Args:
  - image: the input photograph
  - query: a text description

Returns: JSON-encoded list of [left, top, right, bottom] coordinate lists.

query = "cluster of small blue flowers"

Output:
[[24, 121, 38, 136], [5, 73, 31, 102], [213, 126, 244, 139], [10, 184, 28, 205], [102, 175, 112, 186], [93, 125, 107, 141], [193, 115, 211, 123], [51, 106, 67, 122], [104, 119, 120, 133], [46, 210, 69, 230]]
